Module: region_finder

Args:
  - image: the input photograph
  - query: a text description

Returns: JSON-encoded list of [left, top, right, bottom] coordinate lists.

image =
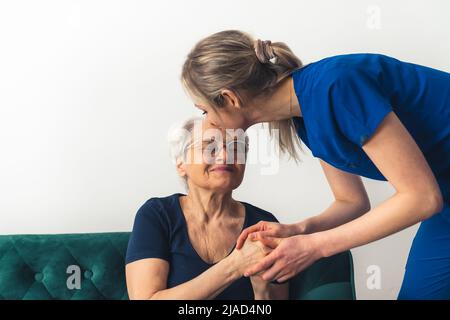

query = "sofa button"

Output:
[[34, 273, 43, 282], [84, 270, 93, 279]]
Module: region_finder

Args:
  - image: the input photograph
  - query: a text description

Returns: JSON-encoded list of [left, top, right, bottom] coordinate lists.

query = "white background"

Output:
[[0, 0, 449, 299]]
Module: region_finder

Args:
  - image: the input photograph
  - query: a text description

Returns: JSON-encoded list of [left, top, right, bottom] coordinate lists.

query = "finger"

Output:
[[243, 252, 277, 277], [274, 268, 290, 281], [257, 229, 279, 238], [248, 232, 258, 242], [236, 229, 252, 249], [276, 260, 312, 283], [235, 232, 247, 249], [238, 221, 267, 247], [254, 270, 266, 277], [261, 261, 285, 282], [248, 230, 273, 242], [276, 273, 295, 283], [254, 235, 282, 249], [236, 222, 263, 249]]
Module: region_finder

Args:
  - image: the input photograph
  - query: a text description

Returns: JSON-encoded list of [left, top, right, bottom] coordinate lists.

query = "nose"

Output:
[[214, 144, 228, 164], [206, 118, 220, 129]]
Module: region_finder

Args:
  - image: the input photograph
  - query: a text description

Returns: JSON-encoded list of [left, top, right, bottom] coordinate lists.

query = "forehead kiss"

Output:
[[184, 119, 248, 165], [192, 119, 247, 145]]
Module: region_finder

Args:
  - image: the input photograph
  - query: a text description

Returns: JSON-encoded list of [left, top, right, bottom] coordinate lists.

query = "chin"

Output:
[[212, 180, 241, 192]]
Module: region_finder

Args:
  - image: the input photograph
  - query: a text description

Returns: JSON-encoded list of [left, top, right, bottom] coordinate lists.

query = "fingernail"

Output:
[[244, 272, 249, 277]]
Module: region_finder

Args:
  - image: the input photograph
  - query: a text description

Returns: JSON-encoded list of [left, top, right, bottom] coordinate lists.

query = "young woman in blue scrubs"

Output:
[[181, 30, 450, 299]]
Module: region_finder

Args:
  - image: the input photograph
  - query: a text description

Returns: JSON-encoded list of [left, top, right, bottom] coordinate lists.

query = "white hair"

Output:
[[167, 117, 203, 190], [168, 117, 204, 163]]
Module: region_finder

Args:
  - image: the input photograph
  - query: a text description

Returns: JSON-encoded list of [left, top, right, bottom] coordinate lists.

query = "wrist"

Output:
[[312, 231, 334, 258], [224, 250, 244, 280], [251, 278, 270, 298], [253, 289, 271, 300], [292, 218, 312, 234], [250, 277, 269, 289]]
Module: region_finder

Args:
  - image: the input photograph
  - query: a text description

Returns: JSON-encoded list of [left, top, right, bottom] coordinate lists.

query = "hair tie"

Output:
[[254, 39, 277, 64]]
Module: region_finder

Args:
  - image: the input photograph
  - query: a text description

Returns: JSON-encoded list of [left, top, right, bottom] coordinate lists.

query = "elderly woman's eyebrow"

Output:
[[202, 136, 240, 142], [202, 136, 216, 143]]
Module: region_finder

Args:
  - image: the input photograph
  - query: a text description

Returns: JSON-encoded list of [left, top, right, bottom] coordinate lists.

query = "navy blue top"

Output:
[[292, 53, 450, 220], [125, 193, 279, 300]]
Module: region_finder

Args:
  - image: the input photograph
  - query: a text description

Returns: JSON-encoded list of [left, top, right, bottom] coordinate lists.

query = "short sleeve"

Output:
[[330, 68, 393, 147], [261, 212, 279, 224], [125, 199, 171, 264], [245, 203, 278, 226]]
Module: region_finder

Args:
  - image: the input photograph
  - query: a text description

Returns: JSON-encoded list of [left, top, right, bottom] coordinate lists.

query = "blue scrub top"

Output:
[[291, 53, 450, 210], [125, 193, 279, 300]]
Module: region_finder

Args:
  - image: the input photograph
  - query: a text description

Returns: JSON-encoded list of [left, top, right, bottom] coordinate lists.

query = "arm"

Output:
[[319, 111, 443, 257], [126, 256, 240, 300], [245, 112, 444, 282], [126, 238, 271, 300], [236, 164, 370, 249], [236, 168, 370, 247], [250, 276, 289, 300], [299, 160, 371, 234]]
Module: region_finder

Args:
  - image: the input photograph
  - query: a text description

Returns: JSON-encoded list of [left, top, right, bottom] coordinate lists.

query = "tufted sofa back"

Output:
[[0, 232, 355, 300], [0, 233, 129, 300]]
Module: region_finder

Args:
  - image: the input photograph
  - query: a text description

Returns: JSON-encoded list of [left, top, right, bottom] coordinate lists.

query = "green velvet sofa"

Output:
[[0, 232, 356, 300]]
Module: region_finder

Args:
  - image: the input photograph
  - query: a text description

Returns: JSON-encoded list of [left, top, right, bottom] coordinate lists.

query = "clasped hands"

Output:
[[230, 221, 325, 284]]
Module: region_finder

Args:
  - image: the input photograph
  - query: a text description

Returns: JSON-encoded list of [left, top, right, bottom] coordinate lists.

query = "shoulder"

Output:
[[126, 195, 181, 264], [242, 202, 279, 224], [135, 193, 183, 224], [311, 53, 396, 87], [313, 53, 396, 70]]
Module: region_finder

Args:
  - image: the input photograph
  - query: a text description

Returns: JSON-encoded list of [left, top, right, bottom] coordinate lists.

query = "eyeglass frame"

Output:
[[182, 136, 249, 165]]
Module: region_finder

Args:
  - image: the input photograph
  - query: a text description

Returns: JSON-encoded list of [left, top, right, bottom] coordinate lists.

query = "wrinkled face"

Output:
[[179, 121, 248, 193]]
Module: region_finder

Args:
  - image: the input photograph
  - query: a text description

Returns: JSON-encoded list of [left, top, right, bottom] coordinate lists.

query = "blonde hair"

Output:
[[181, 30, 304, 161]]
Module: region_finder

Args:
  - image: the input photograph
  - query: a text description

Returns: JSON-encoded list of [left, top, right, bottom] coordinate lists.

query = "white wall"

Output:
[[0, 0, 449, 300]]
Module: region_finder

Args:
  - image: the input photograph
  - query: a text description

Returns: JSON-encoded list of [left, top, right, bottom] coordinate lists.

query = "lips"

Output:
[[210, 165, 234, 172]]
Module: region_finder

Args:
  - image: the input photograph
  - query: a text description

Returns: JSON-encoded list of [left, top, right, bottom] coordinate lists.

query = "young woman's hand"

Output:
[[236, 220, 308, 250], [243, 233, 326, 283]]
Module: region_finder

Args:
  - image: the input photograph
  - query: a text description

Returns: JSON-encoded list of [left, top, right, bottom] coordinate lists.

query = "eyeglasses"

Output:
[[184, 137, 249, 164]]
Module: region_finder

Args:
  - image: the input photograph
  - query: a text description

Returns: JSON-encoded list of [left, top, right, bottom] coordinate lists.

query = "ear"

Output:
[[220, 89, 242, 109], [176, 158, 187, 178]]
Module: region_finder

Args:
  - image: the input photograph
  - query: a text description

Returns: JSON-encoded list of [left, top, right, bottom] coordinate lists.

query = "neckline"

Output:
[[291, 67, 306, 118], [174, 193, 249, 266], [291, 70, 310, 147]]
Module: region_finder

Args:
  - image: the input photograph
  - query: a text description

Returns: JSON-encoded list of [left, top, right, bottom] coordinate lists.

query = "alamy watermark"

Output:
[[168, 121, 283, 175], [366, 5, 382, 30], [366, 264, 382, 290], [66, 265, 81, 290]]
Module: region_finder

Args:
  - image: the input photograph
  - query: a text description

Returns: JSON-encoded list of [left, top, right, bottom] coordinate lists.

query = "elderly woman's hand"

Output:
[[229, 238, 272, 277]]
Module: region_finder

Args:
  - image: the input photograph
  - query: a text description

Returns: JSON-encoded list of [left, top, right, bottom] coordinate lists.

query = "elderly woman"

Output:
[[125, 118, 289, 300]]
